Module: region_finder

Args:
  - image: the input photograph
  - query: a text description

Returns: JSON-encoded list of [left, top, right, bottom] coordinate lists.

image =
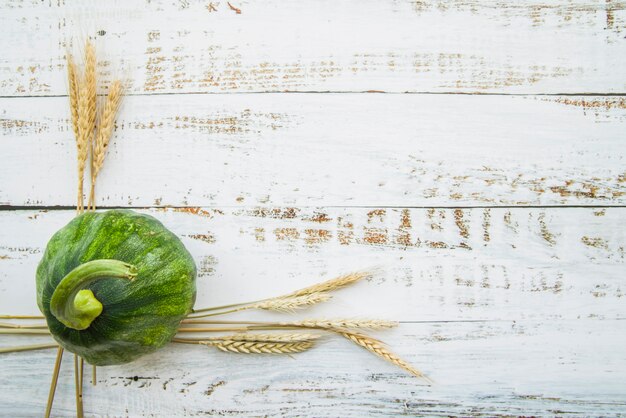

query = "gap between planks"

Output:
[[2, 205, 626, 212], [0, 91, 625, 100]]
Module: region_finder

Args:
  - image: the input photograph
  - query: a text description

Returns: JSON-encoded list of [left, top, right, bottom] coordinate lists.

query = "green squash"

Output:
[[36, 209, 197, 366]]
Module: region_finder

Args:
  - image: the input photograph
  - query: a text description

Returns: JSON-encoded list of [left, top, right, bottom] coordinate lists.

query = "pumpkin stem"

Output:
[[50, 259, 137, 330]]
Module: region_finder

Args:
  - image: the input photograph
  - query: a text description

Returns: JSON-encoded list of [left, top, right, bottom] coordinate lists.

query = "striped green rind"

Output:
[[36, 210, 197, 365]]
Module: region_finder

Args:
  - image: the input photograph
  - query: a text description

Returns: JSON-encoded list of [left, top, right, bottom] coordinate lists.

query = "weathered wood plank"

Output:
[[1, 94, 625, 207], [1, 207, 624, 321], [1, 319, 625, 416], [0, 0, 625, 95]]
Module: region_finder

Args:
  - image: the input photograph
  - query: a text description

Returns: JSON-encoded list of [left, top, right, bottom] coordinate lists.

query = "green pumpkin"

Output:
[[36, 209, 197, 366]]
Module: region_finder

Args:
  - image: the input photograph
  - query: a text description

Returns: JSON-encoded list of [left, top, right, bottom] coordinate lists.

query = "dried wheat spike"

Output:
[[286, 271, 372, 298], [201, 340, 315, 354], [66, 53, 80, 141], [338, 329, 430, 382], [89, 79, 123, 209], [252, 292, 331, 313], [92, 80, 122, 179], [75, 40, 97, 212]]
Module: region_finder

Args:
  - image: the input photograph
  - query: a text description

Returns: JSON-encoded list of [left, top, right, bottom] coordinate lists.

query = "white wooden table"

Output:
[[1, 1, 625, 416]]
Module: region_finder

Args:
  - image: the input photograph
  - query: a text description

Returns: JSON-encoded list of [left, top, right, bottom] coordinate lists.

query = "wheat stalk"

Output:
[[75, 41, 96, 213], [0, 343, 57, 354], [0, 315, 44, 319], [67, 41, 97, 415], [74, 354, 84, 418], [180, 318, 398, 331], [337, 329, 430, 382], [285, 319, 398, 330], [0, 322, 48, 329], [0, 329, 51, 335], [174, 333, 320, 342], [211, 333, 319, 342], [44, 347, 64, 418], [174, 333, 320, 341], [88, 79, 123, 209]]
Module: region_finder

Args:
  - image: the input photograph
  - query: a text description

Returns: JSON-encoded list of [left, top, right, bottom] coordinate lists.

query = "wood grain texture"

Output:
[[1, 319, 625, 417], [0, 0, 625, 95], [3, 206, 626, 414], [1, 207, 624, 322], [1, 0, 626, 416], [1, 93, 625, 207]]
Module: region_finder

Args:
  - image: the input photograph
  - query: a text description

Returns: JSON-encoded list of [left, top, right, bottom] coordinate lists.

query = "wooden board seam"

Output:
[[2, 92, 626, 99]]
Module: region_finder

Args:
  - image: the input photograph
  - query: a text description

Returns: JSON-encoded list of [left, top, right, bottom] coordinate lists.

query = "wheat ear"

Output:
[[66, 53, 80, 141], [76, 41, 96, 213], [286, 271, 371, 297], [337, 329, 430, 382], [189, 292, 332, 318], [251, 293, 331, 313], [190, 271, 371, 317], [88, 79, 122, 209], [202, 340, 315, 354], [173, 332, 319, 354]]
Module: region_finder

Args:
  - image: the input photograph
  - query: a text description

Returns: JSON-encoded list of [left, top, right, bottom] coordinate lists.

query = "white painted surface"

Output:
[[2, 320, 626, 416], [0, 208, 625, 416], [1, 0, 625, 416], [1, 94, 625, 207], [1, 0, 625, 95], [1, 208, 625, 321]]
